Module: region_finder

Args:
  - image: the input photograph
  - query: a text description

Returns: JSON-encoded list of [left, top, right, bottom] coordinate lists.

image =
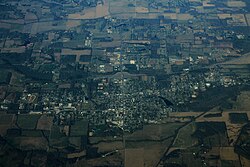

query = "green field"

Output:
[[17, 114, 41, 129], [173, 122, 198, 148]]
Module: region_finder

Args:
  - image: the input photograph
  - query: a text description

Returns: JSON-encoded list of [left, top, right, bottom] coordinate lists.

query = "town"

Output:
[[0, 0, 250, 166]]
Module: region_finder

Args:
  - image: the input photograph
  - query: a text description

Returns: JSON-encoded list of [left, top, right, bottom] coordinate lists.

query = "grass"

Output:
[[125, 123, 184, 141], [17, 114, 41, 130], [0, 70, 11, 84], [173, 122, 198, 148], [229, 113, 248, 124], [0, 114, 14, 125], [36, 115, 53, 131], [70, 119, 88, 137]]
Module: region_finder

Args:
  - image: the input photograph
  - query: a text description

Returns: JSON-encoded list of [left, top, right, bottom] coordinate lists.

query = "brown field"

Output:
[[0, 114, 16, 135], [1, 46, 26, 53], [218, 14, 231, 19], [24, 12, 38, 22], [0, 19, 24, 24], [111, 12, 161, 19], [111, 13, 137, 19], [143, 140, 172, 167], [0, 114, 15, 125], [96, 1, 109, 17], [22, 24, 33, 33], [167, 111, 200, 123], [227, 1, 246, 7], [162, 116, 192, 123], [125, 148, 144, 167], [21, 138, 47, 150], [93, 141, 123, 153], [136, 13, 159, 19], [36, 115, 53, 131], [196, 111, 225, 122], [75, 153, 123, 167], [10, 24, 24, 32], [232, 14, 248, 26], [222, 52, 250, 65], [89, 136, 122, 144], [30, 21, 67, 34], [192, 91, 250, 145], [9, 70, 24, 86], [220, 147, 238, 161], [30, 153, 47, 167], [109, 0, 135, 15], [125, 139, 173, 167], [173, 122, 198, 148], [125, 123, 184, 141], [164, 13, 177, 20], [224, 111, 250, 145], [88, 123, 176, 167], [240, 156, 250, 167], [95, 41, 122, 48], [227, 123, 242, 144], [0, 22, 11, 29], [68, 8, 97, 19], [233, 91, 250, 111], [135, 7, 149, 13], [177, 14, 194, 21], [196, 110, 249, 145], [169, 111, 203, 118], [61, 48, 91, 62], [68, 0, 109, 19], [66, 20, 81, 29], [16, 137, 48, 150]]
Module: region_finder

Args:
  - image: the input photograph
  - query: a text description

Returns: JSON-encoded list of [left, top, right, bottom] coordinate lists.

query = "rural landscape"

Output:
[[0, 0, 250, 166]]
